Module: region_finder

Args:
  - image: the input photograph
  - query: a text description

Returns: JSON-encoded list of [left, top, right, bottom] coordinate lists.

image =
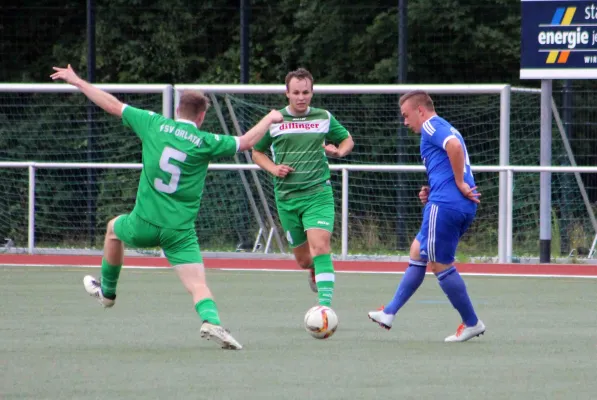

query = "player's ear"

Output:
[[196, 111, 206, 127]]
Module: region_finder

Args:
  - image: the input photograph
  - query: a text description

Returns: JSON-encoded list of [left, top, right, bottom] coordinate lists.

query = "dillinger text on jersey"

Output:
[[278, 122, 321, 131]]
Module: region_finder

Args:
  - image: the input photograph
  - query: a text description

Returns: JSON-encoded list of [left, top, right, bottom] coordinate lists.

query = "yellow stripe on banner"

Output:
[[561, 7, 576, 25], [546, 51, 559, 64]]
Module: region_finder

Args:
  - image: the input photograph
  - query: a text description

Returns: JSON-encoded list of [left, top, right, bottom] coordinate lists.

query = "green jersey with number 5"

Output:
[[122, 105, 239, 229]]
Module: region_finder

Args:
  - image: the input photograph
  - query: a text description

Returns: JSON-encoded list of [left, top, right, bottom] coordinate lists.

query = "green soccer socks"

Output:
[[195, 298, 222, 325], [313, 254, 335, 306], [100, 258, 122, 299]]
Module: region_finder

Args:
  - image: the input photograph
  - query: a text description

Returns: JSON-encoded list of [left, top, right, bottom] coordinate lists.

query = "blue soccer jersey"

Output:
[[420, 116, 477, 214]]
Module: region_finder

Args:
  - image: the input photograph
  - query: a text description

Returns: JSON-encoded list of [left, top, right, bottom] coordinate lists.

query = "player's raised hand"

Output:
[[272, 164, 294, 178], [418, 185, 430, 205], [50, 64, 83, 86], [457, 183, 481, 204], [268, 110, 284, 124]]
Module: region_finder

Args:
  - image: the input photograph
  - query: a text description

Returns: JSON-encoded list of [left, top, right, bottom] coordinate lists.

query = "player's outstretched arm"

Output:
[[50, 64, 124, 118], [238, 110, 283, 152]]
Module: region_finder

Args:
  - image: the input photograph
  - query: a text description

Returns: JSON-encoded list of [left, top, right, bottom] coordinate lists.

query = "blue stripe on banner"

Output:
[[551, 7, 565, 25]]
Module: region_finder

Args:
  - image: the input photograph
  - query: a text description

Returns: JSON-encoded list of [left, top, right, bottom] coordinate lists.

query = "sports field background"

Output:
[[1, 266, 596, 400]]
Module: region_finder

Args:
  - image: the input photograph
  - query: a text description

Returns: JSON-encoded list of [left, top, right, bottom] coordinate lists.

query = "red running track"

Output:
[[1, 254, 596, 277]]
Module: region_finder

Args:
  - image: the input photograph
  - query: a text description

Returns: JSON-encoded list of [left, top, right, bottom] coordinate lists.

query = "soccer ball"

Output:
[[303, 305, 338, 339]]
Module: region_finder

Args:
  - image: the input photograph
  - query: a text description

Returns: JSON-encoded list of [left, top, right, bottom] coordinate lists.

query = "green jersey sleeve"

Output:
[[253, 131, 273, 153], [122, 105, 161, 141], [325, 113, 350, 143], [204, 133, 239, 159]]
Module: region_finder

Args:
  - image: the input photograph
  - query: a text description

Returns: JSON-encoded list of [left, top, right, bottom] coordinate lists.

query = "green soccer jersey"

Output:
[[253, 106, 350, 200], [122, 105, 239, 229]]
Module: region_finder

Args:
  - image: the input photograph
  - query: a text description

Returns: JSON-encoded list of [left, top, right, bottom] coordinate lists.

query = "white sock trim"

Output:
[[315, 272, 335, 283]]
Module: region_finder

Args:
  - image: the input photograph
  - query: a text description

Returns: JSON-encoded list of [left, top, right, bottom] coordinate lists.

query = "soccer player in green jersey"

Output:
[[51, 64, 283, 350], [252, 68, 354, 308]]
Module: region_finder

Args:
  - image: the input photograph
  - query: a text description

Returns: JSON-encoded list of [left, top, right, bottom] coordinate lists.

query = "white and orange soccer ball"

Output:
[[303, 305, 338, 339]]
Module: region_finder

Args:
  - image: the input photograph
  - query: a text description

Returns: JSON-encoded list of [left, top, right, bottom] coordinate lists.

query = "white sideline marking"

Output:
[[219, 268, 597, 279], [0, 263, 170, 270], [1, 264, 596, 279]]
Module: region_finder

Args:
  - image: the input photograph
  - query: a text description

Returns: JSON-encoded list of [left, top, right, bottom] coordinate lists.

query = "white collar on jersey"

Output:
[[422, 115, 439, 126], [176, 118, 197, 128], [285, 106, 311, 117]]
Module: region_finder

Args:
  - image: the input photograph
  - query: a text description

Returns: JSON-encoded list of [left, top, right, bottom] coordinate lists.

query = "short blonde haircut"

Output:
[[178, 90, 210, 119], [399, 90, 435, 111]]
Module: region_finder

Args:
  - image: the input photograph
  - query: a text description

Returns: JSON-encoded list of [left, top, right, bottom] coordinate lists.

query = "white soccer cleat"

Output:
[[83, 275, 115, 308], [444, 320, 486, 342], [200, 322, 243, 350], [367, 307, 395, 330]]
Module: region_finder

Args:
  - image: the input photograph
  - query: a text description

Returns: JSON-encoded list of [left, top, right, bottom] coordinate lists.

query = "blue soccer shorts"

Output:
[[415, 202, 475, 264]]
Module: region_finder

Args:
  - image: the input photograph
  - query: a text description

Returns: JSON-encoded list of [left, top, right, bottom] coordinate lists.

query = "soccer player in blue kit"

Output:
[[368, 90, 486, 342]]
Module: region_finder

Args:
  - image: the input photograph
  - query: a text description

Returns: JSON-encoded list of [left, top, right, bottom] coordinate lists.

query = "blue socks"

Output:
[[436, 266, 478, 327], [382, 261, 479, 328], [383, 259, 427, 315]]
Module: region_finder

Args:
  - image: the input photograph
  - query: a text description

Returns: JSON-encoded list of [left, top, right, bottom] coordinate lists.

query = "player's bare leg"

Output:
[[175, 263, 242, 350], [175, 263, 215, 305], [429, 260, 485, 342], [306, 229, 335, 306], [368, 238, 427, 329], [292, 242, 317, 292], [103, 217, 124, 266], [83, 216, 123, 308]]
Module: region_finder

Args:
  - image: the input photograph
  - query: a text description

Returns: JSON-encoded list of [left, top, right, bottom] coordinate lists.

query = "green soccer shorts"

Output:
[[276, 186, 335, 248], [114, 211, 203, 266]]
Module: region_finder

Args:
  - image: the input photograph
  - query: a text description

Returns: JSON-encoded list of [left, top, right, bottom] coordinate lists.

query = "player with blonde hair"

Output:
[[368, 90, 485, 342], [51, 64, 283, 350]]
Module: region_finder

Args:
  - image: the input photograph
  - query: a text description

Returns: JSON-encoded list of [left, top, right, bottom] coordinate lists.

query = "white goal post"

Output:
[[175, 84, 512, 262]]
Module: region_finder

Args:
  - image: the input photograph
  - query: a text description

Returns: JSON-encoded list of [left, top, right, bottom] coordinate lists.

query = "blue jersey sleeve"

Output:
[[422, 120, 458, 150]]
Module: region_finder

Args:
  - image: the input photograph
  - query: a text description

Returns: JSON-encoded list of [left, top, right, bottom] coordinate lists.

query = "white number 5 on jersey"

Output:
[[154, 146, 187, 193]]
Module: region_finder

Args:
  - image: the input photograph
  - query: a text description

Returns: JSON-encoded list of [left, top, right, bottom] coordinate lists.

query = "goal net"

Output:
[[0, 84, 593, 259], [0, 86, 262, 253], [205, 87, 594, 259]]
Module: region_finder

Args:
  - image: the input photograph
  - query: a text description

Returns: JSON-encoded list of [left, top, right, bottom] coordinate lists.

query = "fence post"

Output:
[[28, 164, 36, 254], [341, 168, 349, 260], [498, 85, 511, 263], [506, 169, 513, 262]]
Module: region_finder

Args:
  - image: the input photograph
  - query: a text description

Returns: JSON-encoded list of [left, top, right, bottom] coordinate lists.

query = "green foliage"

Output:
[[1, 0, 525, 85]]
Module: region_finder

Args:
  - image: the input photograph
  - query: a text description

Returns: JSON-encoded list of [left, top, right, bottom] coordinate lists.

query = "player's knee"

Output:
[[292, 242, 313, 268], [105, 217, 119, 239], [428, 262, 440, 274], [409, 247, 420, 260], [175, 263, 207, 292], [309, 243, 330, 257], [296, 257, 313, 269], [409, 239, 422, 260], [429, 262, 450, 275]]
